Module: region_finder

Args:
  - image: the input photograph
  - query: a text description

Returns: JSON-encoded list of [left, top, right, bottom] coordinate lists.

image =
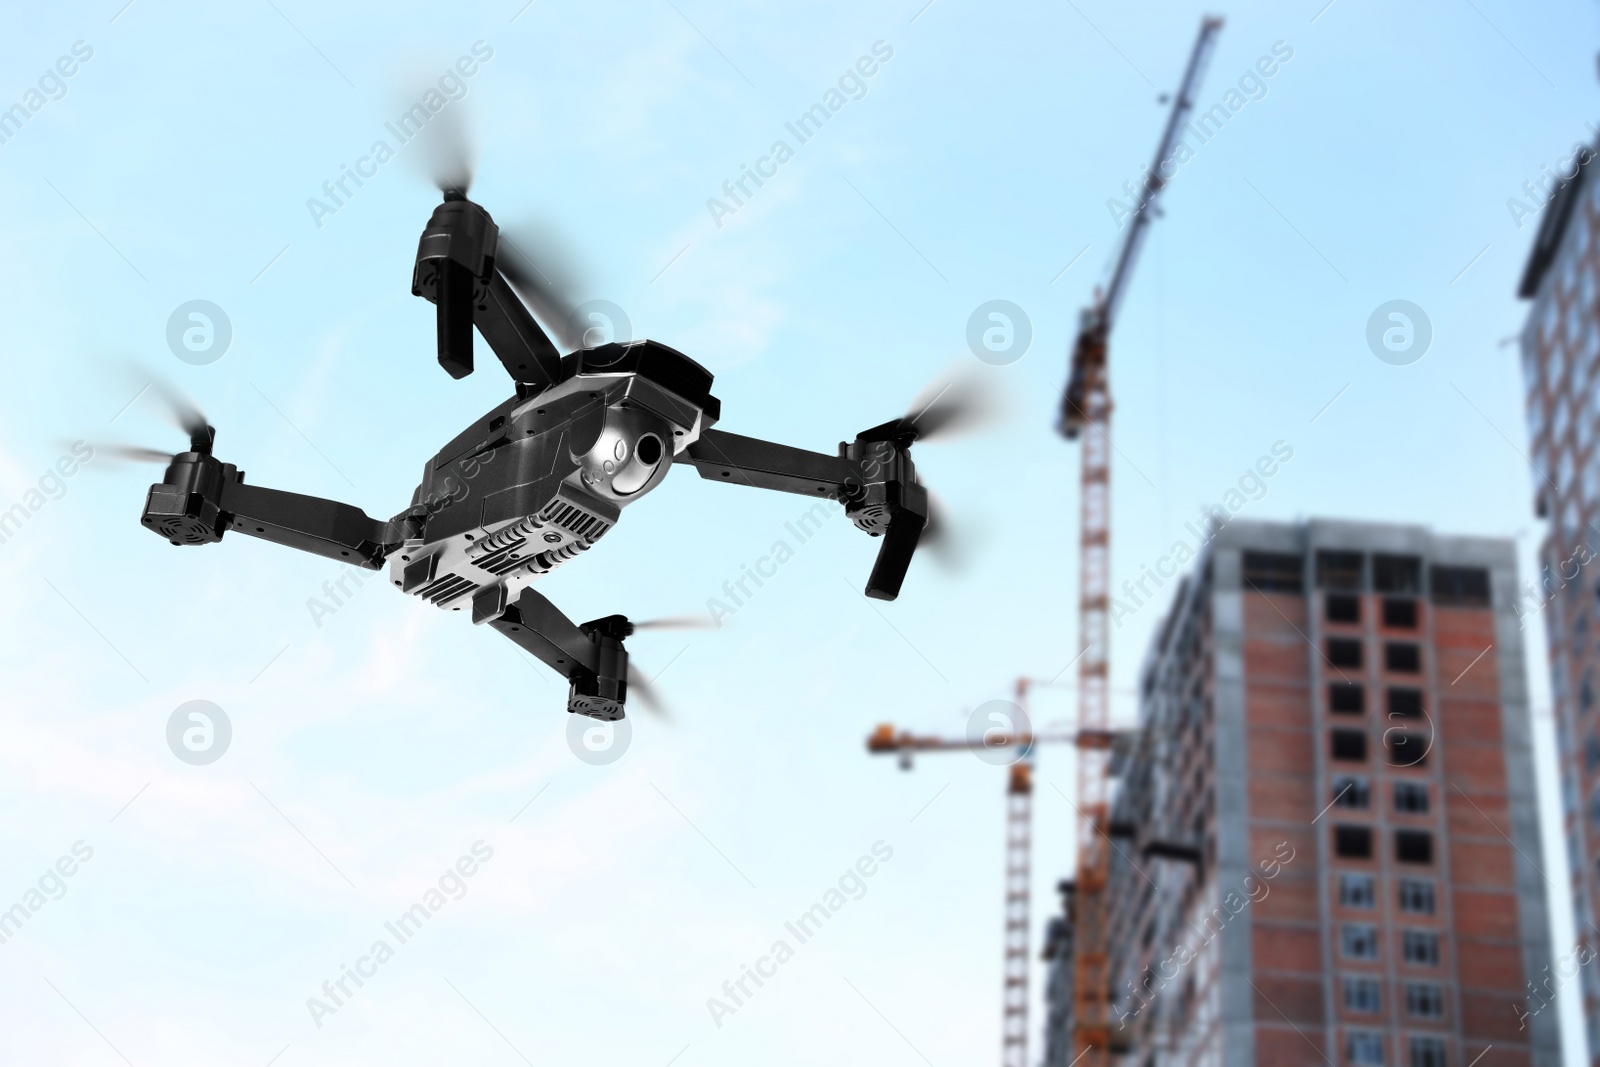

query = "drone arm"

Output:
[[482, 587, 599, 677], [676, 429, 857, 498], [474, 269, 564, 388], [482, 588, 631, 720], [215, 482, 405, 569], [676, 429, 927, 601], [142, 453, 407, 568]]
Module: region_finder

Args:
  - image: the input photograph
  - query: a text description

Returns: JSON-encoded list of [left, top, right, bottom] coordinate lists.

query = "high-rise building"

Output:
[[1041, 881, 1078, 1067], [1517, 146, 1600, 1063], [1043, 519, 1559, 1066]]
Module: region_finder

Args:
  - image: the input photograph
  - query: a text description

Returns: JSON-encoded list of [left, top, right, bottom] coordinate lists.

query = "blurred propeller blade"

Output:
[[627, 664, 672, 719], [901, 365, 1003, 443], [98, 444, 180, 464], [103, 363, 214, 454], [631, 614, 717, 632], [147, 380, 211, 447], [857, 365, 1005, 445], [497, 227, 587, 353], [420, 95, 474, 196], [921, 491, 978, 572]]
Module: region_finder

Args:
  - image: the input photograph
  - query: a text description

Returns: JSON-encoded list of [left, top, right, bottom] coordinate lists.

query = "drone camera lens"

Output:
[[610, 433, 664, 496]]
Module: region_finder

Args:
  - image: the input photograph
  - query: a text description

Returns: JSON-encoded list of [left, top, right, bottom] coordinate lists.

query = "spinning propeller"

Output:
[[96, 376, 215, 464], [858, 365, 1003, 446], [623, 613, 716, 719], [413, 117, 601, 383], [854, 365, 1002, 578]]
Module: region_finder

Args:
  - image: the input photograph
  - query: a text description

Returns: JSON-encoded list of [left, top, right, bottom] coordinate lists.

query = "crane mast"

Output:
[[1002, 758, 1034, 1067], [867, 681, 1082, 1067], [1056, 17, 1222, 1067]]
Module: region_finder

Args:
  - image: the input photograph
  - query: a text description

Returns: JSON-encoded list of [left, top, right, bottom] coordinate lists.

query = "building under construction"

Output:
[[1043, 518, 1560, 1067], [1516, 131, 1600, 1065]]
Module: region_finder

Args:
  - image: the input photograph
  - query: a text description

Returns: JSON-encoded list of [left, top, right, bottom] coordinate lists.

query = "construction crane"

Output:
[[866, 679, 1115, 1067], [1056, 16, 1222, 1066]]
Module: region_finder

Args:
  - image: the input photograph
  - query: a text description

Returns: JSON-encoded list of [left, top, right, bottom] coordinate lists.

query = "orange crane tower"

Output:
[[1056, 16, 1222, 1065], [867, 680, 1121, 1067]]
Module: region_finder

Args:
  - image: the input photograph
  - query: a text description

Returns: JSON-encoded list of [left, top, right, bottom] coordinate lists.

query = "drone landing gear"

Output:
[[479, 586, 633, 720]]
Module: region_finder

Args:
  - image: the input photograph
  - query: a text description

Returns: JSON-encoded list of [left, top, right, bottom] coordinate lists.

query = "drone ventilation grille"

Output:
[[418, 573, 475, 605], [155, 516, 218, 545], [528, 541, 587, 574], [537, 500, 611, 542]]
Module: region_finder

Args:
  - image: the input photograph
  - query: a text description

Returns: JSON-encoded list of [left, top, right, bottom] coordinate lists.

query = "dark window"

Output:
[[1335, 825, 1374, 858], [1396, 829, 1434, 864], [1316, 550, 1364, 590], [1328, 638, 1363, 669], [1333, 775, 1369, 808], [1331, 684, 1366, 715], [1405, 981, 1444, 1017], [1410, 1035, 1447, 1067], [1402, 929, 1440, 965], [1343, 975, 1382, 1012], [1327, 594, 1360, 623], [1431, 565, 1491, 607], [1387, 688, 1424, 719], [1385, 643, 1422, 673], [1394, 781, 1429, 813], [1388, 731, 1428, 767], [1243, 552, 1304, 593], [1332, 729, 1369, 761], [1383, 598, 1418, 628], [1339, 873, 1375, 908], [1398, 878, 1436, 913], [1348, 1031, 1384, 1065], [1374, 554, 1423, 594], [1342, 925, 1380, 960]]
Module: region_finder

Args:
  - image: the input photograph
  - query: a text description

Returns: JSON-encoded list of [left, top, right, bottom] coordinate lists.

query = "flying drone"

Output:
[[136, 177, 980, 721]]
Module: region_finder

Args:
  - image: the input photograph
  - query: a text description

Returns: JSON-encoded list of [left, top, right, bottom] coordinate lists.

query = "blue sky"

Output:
[[0, 0, 1594, 1063]]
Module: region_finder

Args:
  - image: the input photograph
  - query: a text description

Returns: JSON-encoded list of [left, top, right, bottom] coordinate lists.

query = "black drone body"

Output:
[[141, 192, 940, 721]]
